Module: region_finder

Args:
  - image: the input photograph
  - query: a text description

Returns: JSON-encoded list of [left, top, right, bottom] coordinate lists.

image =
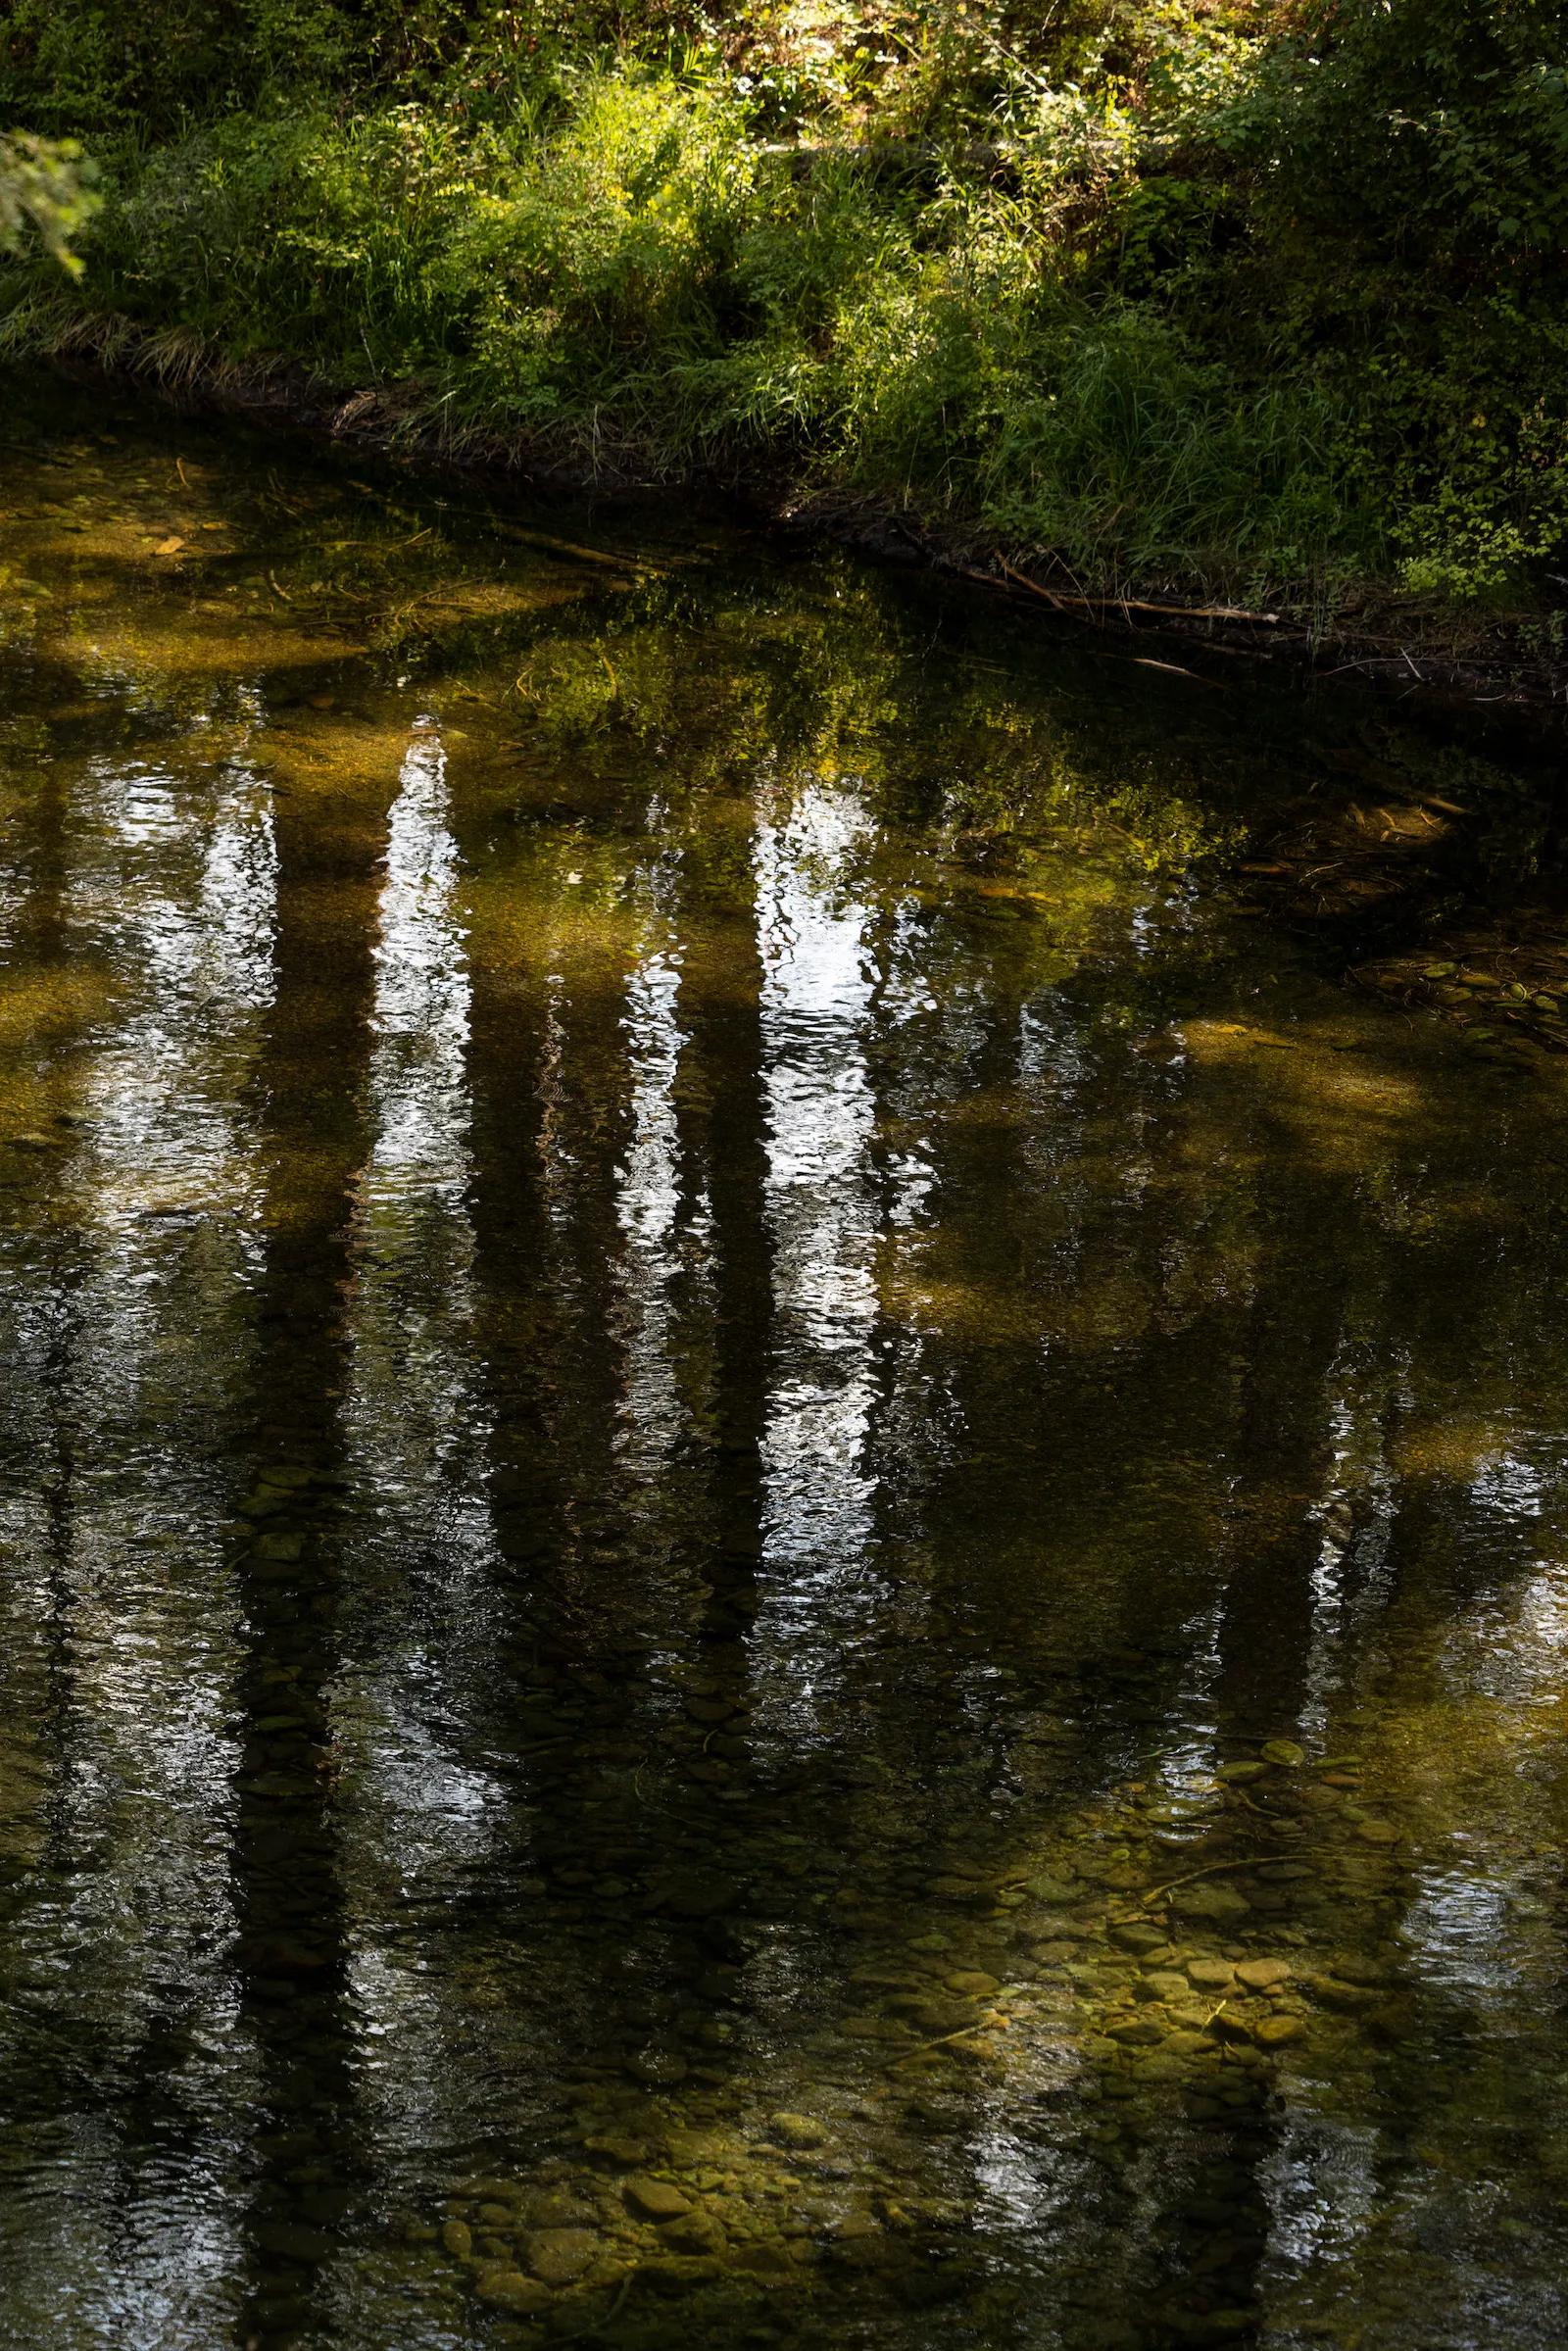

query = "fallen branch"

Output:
[[997, 556, 1067, 611], [973, 559, 1285, 627], [491, 519, 659, 574]]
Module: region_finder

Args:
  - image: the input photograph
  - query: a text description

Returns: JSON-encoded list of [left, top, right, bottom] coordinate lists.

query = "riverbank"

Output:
[[10, 301, 1567, 713], [3, 3, 1566, 696]]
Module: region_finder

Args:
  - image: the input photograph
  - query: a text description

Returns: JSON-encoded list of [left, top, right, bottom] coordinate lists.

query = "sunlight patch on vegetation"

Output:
[[2, 2, 1565, 616]]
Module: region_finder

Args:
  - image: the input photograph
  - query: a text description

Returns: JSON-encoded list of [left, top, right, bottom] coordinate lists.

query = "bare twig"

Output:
[[1133, 657, 1223, 688]]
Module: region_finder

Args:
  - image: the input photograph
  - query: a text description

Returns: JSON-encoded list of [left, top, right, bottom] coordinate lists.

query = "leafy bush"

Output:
[[3, 0, 1566, 613], [0, 132, 99, 270], [107, 107, 483, 367], [445, 77, 760, 425], [972, 310, 1371, 590], [1205, 0, 1568, 595]]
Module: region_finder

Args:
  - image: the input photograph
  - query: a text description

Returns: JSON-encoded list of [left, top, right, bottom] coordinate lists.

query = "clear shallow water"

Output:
[[2, 386, 1568, 2351]]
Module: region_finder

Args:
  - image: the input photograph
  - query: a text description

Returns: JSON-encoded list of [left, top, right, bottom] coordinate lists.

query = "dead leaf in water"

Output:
[[153, 536, 185, 558]]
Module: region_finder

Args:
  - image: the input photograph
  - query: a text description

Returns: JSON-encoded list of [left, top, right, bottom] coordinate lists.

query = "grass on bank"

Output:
[[2, 3, 1566, 627]]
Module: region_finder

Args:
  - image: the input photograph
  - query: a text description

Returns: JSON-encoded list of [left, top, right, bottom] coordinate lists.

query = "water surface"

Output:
[[3, 386, 1568, 2351]]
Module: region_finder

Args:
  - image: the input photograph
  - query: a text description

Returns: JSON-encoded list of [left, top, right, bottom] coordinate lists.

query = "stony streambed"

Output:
[[6, 384, 1568, 2351], [235, 1432, 1424, 2350], [367, 1720, 1413, 2347]]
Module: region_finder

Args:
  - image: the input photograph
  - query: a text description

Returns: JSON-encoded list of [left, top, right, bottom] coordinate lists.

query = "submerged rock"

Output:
[[662, 2209, 727, 2256], [768, 2111, 827, 2150], [474, 2270, 551, 2313], [625, 2048, 688, 2088], [1186, 1959, 1235, 1991], [646, 1869, 739, 1919], [526, 2226, 599, 2284], [584, 2133, 650, 2170], [1023, 1876, 1078, 1903], [1235, 1957, 1292, 1990], [1110, 1923, 1168, 1954], [1170, 1881, 1250, 1923], [1136, 1970, 1189, 2003], [624, 2177, 693, 2223]]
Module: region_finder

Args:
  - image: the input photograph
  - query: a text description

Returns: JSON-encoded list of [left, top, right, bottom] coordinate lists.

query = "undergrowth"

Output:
[[2, 2, 1565, 619]]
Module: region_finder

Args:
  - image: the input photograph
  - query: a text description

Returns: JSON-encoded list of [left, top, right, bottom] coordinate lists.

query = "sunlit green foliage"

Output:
[[2, 1, 1565, 612], [0, 131, 98, 272]]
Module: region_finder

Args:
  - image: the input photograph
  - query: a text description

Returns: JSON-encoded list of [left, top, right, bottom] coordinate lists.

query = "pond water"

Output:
[[3, 383, 1568, 2351]]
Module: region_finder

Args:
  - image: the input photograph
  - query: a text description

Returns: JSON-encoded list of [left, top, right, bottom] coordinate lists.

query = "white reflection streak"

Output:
[[340, 725, 511, 2165], [365, 726, 471, 1199], [1297, 1367, 1398, 1742], [754, 781, 879, 1686], [0, 755, 277, 2339], [80, 760, 278, 1216], [613, 915, 688, 1476], [346, 717, 488, 1570], [1259, 2113, 1383, 2305]]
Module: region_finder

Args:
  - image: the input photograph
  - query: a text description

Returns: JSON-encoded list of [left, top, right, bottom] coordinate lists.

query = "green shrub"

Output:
[[0, 132, 99, 270], [445, 76, 760, 426], [971, 310, 1370, 590], [3, 0, 1565, 614]]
